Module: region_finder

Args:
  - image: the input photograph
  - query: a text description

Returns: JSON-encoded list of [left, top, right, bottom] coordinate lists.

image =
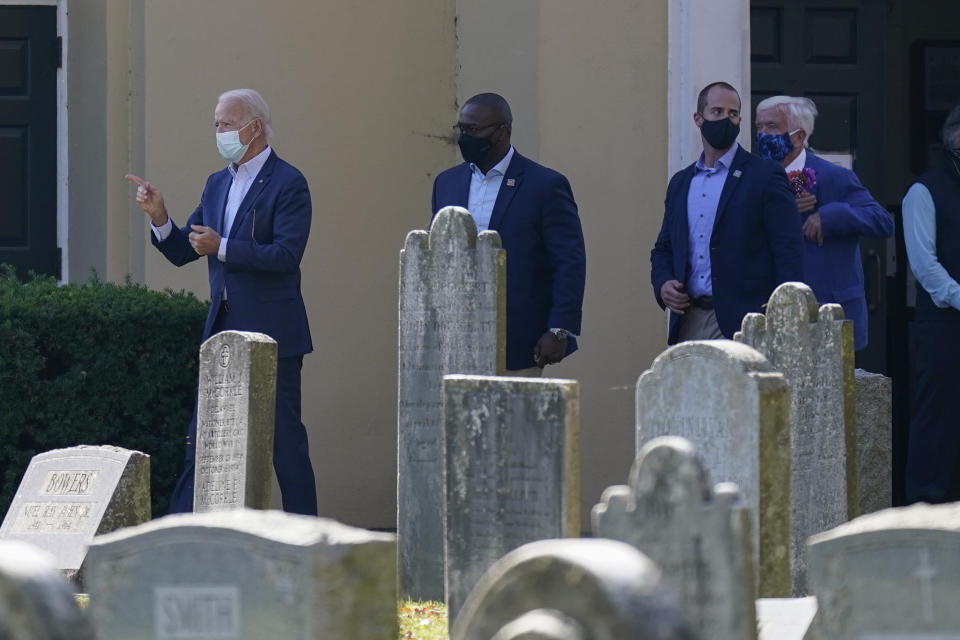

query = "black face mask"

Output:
[[700, 117, 740, 150], [458, 132, 494, 165]]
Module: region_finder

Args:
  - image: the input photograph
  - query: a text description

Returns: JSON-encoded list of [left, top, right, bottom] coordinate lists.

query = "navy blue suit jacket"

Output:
[[432, 152, 586, 370], [651, 146, 804, 343], [151, 150, 313, 359], [801, 152, 892, 350]]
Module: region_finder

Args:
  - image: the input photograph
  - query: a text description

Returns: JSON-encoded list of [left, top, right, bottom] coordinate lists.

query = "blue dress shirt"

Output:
[[686, 143, 740, 298], [903, 182, 960, 310], [468, 146, 515, 231]]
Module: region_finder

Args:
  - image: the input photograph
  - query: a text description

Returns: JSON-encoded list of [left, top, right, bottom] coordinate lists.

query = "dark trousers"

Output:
[[905, 320, 960, 503], [167, 305, 318, 515]]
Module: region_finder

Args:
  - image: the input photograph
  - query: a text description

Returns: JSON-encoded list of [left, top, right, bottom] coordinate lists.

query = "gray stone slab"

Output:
[[855, 369, 892, 515], [0, 540, 94, 639], [593, 436, 756, 640], [444, 375, 579, 625], [194, 330, 277, 512], [636, 340, 791, 597], [735, 282, 857, 594], [84, 509, 397, 640], [0, 445, 149, 579], [755, 597, 817, 640], [397, 207, 506, 601], [452, 538, 698, 639], [806, 503, 960, 639]]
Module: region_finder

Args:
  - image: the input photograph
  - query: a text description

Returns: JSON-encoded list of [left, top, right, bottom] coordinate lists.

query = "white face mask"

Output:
[[216, 120, 255, 163]]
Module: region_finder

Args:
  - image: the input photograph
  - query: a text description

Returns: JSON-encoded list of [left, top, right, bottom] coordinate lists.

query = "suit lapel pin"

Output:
[[506, 178, 516, 187], [733, 170, 742, 178]]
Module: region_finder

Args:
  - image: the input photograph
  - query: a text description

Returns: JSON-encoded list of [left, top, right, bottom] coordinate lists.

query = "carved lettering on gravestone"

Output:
[[735, 282, 857, 595], [807, 503, 960, 639], [443, 375, 579, 626], [194, 331, 277, 513], [635, 340, 791, 597], [593, 436, 756, 640], [397, 208, 506, 601], [154, 585, 240, 639], [0, 446, 149, 576]]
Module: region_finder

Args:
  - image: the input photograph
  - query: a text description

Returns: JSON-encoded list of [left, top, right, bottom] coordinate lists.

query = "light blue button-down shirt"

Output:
[[903, 182, 960, 310], [686, 143, 739, 298], [468, 146, 515, 231]]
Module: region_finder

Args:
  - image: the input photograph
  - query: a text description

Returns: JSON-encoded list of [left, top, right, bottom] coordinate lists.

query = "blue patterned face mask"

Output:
[[756, 130, 799, 162]]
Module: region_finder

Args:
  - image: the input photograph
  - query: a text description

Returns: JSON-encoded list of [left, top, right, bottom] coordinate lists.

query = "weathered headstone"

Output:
[[807, 502, 960, 639], [755, 597, 817, 640], [444, 375, 579, 625], [85, 509, 397, 640], [635, 340, 791, 597], [0, 540, 94, 639], [452, 538, 697, 640], [397, 207, 506, 601], [734, 282, 857, 594], [194, 330, 277, 512], [854, 368, 892, 515], [593, 436, 756, 640], [0, 445, 149, 583]]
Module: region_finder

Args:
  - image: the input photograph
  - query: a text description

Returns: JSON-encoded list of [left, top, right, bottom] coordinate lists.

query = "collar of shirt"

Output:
[[470, 145, 515, 179], [228, 145, 272, 181], [783, 147, 807, 174], [694, 142, 740, 174]]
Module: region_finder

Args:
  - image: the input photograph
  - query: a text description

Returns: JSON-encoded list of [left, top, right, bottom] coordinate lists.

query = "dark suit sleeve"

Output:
[[763, 168, 805, 284], [151, 199, 206, 268], [650, 174, 681, 308], [224, 173, 311, 273], [819, 170, 894, 239], [542, 174, 586, 334]]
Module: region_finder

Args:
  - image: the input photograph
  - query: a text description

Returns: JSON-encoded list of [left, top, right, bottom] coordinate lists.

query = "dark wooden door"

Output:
[[0, 6, 58, 279], [751, 0, 889, 373]]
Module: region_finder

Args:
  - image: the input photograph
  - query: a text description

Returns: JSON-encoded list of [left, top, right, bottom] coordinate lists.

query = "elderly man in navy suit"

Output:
[[126, 88, 317, 515], [431, 93, 586, 375], [755, 96, 893, 352], [651, 81, 804, 344]]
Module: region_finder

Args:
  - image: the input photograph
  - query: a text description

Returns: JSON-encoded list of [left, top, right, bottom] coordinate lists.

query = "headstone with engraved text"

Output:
[[397, 207, 506, 601]]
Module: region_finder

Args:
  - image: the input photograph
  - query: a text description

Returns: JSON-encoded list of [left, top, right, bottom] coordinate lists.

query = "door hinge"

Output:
[[56, 36, 62, 69]]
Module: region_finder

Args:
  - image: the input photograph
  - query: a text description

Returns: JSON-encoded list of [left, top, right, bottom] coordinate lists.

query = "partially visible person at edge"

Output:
[[755, 95, 893, 352], [651, 81, 804, 344], [902, 104, 960, 505], [431, 92, 586, 375], [125, 88, 318, 515]]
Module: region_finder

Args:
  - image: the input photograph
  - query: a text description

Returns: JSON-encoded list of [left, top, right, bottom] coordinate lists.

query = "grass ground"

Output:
[[398, 600, 448, 639]]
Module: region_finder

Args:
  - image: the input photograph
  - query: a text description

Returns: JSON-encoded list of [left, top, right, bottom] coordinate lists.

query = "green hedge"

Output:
[[0, 265, 208, 517]]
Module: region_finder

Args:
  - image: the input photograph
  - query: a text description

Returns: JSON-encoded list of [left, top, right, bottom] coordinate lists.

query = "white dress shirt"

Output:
[[467, 146, 515, 231]]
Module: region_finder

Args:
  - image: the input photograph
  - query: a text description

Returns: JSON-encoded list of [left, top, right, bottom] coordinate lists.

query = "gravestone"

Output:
[[444, 375, 579, 624], [0, 540, 94, 639], [194, 330, 277, 512], [452, 538, 697, 640], [806, 502, 960, 639], [84, 509, 397, 640], [755, 597, 817, 640], [734, 282, 857, 594], [0, 445, 149, 582], [592, 436, 756, 640], [854, 369, 892, 515], [397, 207, 506, 601], [635, 340, 791, 597]]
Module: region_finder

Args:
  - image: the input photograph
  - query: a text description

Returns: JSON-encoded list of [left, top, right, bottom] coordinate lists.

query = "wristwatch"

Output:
[[550, 328, 570, 339]]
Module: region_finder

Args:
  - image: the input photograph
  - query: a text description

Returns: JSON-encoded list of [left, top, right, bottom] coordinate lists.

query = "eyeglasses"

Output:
[[452, 121, 505, 136]]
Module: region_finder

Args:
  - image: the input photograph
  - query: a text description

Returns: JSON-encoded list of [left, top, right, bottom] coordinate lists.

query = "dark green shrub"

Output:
[[0, 265, 207, 516]]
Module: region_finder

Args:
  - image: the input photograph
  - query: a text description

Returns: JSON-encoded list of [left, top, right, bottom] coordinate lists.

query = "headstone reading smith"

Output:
[[397, 207, 505, 601]]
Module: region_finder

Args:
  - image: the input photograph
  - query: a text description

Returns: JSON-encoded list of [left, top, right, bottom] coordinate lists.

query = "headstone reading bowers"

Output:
[[444, 375, 579, 625], [452, 538, 698, 640], [0, 445, 149, 582], [735, 282, 857, 594], [635, 340, 791, 597], [592, 436, 756, 640], [84, 510, 398, 640], [397, 207, 506, 601], [0, 540, 94, 640], [854, 369, 892, 515], [806, 502, 960, 639], [194, 330, 277, 512]]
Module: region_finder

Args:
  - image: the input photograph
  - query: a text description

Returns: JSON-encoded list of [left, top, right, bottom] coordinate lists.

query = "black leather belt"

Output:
[[689, 296, 714, 310]]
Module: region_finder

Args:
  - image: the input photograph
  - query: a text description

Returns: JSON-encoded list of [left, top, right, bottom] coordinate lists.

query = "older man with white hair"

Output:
[[755, 95, 892, 352], [125, 88, 318, 515]]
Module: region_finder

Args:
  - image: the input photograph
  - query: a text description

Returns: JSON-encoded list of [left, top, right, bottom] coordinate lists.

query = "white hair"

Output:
[[756, 95, 818, 148], [218, 88, 273, 142]]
